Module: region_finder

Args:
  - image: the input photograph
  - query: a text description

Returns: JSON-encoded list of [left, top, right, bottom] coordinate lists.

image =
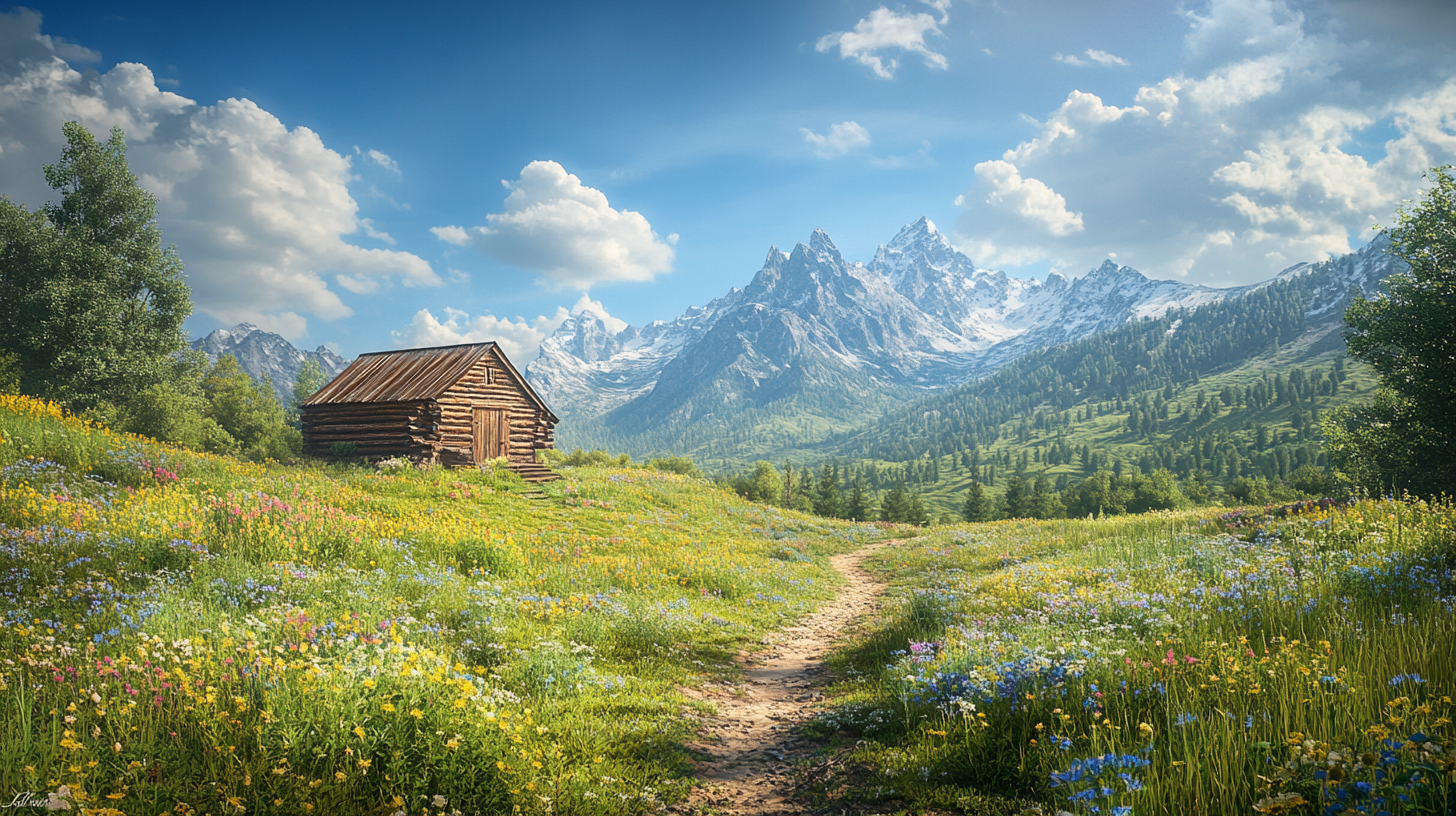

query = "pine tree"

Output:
[[961, 480, 992, 522]]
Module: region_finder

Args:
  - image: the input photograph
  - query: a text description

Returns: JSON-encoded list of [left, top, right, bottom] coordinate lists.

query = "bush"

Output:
[[646, 455, 700, 477], [1226, 476, 1272, 505], [544, 448, 632, 468], [1288, 464, 1336, 497]]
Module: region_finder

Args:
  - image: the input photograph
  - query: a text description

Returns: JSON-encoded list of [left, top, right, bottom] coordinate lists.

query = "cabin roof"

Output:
[[302, 342, 558, 422]]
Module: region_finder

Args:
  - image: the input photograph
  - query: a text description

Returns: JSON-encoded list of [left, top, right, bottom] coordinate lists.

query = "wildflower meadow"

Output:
[[814, 505, 1456, 815], [0, 394, 885, 815]]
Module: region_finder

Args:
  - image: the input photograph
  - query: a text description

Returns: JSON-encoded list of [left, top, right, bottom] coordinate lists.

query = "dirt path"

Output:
[[679, 541, 893, 815]]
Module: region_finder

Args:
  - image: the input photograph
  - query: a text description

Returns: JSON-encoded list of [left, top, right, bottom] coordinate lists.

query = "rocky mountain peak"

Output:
[[192, 323, 349, 404], [885, 215, 946, 251], [527, 218, 1369, 434], [807, 229, 844, 264]]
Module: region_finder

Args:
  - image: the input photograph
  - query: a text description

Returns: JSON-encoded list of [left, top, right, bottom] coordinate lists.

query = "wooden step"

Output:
[[507, 462, 560, 483]]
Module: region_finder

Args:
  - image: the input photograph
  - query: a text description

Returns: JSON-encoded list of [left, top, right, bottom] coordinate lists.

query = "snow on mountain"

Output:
[[191, 323, 350, 403], [528, 291, 744, 418], [1275, 233, 1399, 316], [526, 217, 1382, 423]]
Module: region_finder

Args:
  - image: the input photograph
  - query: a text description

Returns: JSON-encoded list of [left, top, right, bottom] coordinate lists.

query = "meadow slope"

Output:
[[810, 506, 1456, 815], [0, 394, 893, 815]]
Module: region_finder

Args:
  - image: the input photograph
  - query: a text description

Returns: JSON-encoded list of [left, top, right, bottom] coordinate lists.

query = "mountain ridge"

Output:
[[528, 217, 1289, 462], [191, 324, 351, 403]]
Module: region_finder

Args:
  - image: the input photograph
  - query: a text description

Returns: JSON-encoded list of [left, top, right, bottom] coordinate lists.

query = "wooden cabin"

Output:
[[301, 342, 559, 482]]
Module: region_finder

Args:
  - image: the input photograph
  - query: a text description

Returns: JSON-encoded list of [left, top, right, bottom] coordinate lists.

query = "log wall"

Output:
[[301, 400, 440, 461], [436, 349, 555, 464], [299, 346, 557, 467]]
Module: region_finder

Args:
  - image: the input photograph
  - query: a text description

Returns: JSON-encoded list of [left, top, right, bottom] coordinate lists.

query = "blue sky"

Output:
[[2, 0, 1454, 361]]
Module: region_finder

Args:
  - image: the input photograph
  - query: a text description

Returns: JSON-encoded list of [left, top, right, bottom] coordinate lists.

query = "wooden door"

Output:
[[472, 408, 509, 463]]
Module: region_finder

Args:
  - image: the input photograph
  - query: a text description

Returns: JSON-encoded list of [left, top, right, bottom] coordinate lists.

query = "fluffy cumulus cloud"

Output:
[[816, 1, 949, 79], [394, 294, 623, 362], [801, 121, 872, 158], [968, 160, 1083, 236], [0, 10, 436, 339], [953, 0, 1456, 283], [432, 161, 676, 290]]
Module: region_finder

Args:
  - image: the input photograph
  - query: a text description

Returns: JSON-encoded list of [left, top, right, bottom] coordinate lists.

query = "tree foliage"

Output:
[[0, 122, 190, 411], [203, 356, 301, 461], [1325, 166, 1456, 495], [288, 358, 328, 427], [961, 480, 992, 522]]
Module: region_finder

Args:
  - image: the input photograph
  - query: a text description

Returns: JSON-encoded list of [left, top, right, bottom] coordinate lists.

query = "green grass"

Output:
[[815, 504, 1456, 815], [0, 393, 900, 815]]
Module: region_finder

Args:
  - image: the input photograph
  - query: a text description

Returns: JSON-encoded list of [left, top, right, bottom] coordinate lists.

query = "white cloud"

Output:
[[1003, 90, 1146, 164], [431, 224, 471, 245], [1085, 49, 1128, 67], [972, 160, 1084, 236], [359, 217, 397, 245], [801, 121, 872, 158], [1055, 49, 1128, 67], [365, 148, 399, 174], [0, 10, 437, 340], [953, 0, 1456, 285], [431, 160, 675, 290], [1184, 53, 1294, 111], [816, 3, 949, 79], [393, 294, 625, 362]]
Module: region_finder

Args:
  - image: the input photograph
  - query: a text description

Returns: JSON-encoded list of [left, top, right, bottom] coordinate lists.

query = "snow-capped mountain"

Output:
[[1275, 232, 1396, 317], [191, 323, 350, 403], [527, 217, 1251, 422], [529, 289, 745, 419]]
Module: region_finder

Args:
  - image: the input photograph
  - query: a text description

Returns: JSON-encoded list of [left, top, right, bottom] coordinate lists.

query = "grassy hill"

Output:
[[1, 393, 1451, 815], [809, 502, 1456, 815], [0, 393, 894, 815]]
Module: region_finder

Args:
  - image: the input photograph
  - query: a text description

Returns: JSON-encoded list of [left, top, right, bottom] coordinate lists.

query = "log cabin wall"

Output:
[[301, 399, 440, 460], [435, 348, 550, 464], [299, 341, 557, 468]]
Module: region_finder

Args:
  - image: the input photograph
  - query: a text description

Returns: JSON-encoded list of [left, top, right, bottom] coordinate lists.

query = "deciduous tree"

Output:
[[0, 123, 189, 411], [1325, 166, 1456, 495]]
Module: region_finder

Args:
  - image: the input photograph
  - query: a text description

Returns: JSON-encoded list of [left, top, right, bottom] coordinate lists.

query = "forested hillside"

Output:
[[843, 249, 1381, 465], [710, 238, 1395, 520]]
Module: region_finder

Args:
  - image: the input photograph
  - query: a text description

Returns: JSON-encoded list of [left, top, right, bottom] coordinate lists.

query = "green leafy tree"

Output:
[[0, 351, 20, 394], [1182, 469, 1213, 505], [1288, 464, 1334, 497], [1126, 469, 1185, 514], [288, 358, 329, 427], [123, 350, 235, 452], [1063, 471, 1131, 517], [203, 355, 301, 461], [737, 461, 780, 504], [906, 492, 929, 526], [1226, 476, 1273, 505], [647, 455, 701, 477], [961, 480, 993, 522], [879, 485, 911, 522], [0, 123, 190, 411], [1030, 474, 1066, 519], [997, 475, 1031, 519], [1325, 166, 1456, 495]]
